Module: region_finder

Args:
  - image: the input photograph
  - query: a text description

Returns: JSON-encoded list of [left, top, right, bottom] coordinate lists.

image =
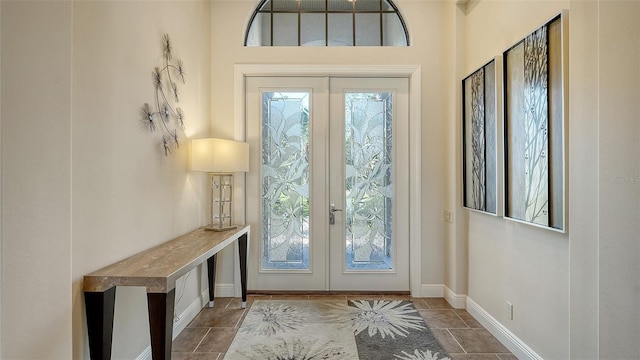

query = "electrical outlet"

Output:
[[506, 302, 513, 320], [444, 210, 453, 223]]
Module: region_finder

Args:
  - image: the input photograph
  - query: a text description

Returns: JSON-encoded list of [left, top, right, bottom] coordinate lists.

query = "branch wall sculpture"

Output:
[[140, 34, 186, 156]]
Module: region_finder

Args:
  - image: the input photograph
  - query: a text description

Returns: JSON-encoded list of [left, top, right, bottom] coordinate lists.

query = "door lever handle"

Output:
[[329, 203, 342, 225]]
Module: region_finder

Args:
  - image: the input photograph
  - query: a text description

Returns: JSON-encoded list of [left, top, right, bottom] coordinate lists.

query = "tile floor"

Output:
[[172, 294, 517, 360]]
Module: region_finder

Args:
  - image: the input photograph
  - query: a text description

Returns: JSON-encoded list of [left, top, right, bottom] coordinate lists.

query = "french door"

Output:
[[246, 76, 409, 291]]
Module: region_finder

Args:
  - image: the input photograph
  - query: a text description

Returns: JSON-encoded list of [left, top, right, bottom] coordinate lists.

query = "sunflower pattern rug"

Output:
[[224, 299, 451, 360]]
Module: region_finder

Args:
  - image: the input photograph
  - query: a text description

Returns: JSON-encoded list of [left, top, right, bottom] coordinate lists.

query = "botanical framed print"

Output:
[[503, 11, 568, 231], [463, 58, 499, 215]]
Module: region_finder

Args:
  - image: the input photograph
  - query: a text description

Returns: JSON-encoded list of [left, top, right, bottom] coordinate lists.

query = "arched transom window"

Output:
[[245, 0, 409, 46]]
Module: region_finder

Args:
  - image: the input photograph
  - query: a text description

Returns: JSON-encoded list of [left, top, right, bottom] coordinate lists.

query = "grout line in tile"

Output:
[[193, 328, 211, 353], [452, 309, 471, 329], [234, 309, 248, 328], [446, 328, 467, 354]]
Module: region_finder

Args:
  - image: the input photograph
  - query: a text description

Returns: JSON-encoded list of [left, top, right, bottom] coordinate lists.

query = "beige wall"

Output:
[[2, 0, 212, 358], [568, 1, 599, 357], [1, 1, 73, 358], [0, 2, 3, 354], [462, 1, 570, 358], [569, 1, 640, 357], [598, 2, 640, 356], [464, 0, 640, 359], [71, 2, 212, 358]]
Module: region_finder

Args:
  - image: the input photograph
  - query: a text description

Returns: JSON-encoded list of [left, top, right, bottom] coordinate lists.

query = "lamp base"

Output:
[[204, 224, 238, 232]]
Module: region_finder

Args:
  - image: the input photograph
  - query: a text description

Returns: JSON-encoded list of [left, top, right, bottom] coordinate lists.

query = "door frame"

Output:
[[232, 64, 422, 296]]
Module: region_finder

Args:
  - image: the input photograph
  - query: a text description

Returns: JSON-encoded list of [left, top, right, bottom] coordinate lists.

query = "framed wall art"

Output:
[[503, 11, 568, 231], [463, 58, 500, 215]]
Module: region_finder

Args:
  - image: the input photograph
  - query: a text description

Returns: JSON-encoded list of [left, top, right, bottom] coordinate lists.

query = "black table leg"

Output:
[[85, 287, 116, 360], [147, 289, 175, 360], [207, 254, 217, 308], [238, 233, 248, 308]]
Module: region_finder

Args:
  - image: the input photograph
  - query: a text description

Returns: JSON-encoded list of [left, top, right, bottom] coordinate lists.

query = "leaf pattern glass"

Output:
[[261, 92, 310, 270], [344, 93, 393, 270]]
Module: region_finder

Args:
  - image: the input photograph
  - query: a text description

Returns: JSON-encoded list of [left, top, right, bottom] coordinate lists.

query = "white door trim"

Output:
[[233, 64, 422, 296]]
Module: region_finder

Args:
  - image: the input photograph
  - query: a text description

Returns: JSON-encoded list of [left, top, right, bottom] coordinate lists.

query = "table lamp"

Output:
[[191, 138, 249, 231]]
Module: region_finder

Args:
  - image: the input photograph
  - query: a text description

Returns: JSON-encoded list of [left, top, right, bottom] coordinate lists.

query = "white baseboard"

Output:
[[466, 297, 542, 360], [418, 284, 467, 310], [419, 284, 444, 297], [135, 283, 235, 360], [214, 283, 236, 298], [443, 286, 466, 309], [135, 346, 152, 360]]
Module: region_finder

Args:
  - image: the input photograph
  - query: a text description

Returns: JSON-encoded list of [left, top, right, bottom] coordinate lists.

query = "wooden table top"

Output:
[[83, 225, 250, 293]]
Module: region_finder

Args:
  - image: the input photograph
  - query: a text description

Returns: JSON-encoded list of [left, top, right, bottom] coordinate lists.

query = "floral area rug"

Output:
[[224, 299, 451, 360]]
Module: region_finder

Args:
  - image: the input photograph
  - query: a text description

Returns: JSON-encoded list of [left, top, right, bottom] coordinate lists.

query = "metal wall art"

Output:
[[463, 59, 498, 215], [140, 34, 186, 156], [504, 12, 568, 231]]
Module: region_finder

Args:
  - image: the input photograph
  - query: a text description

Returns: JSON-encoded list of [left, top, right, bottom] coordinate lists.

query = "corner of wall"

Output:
[[0, 1, 3, 355], [0, 3, 4, 358]]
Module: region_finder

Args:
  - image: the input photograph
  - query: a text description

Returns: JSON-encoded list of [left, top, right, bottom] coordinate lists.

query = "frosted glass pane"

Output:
[[522, 26, 549, 226], [356, 14, 380, 46], [464, 76, 475, 209], [465, 69, 486, 210], [246, 13, 271, 46], [328, 14, 353, 46], [301, 0, 326, 11], [261, 92, 311, 270], [246, 0, 408, 47], [344, 92, 393, 270], [273, 13, 298, 46], [506, 42, 527, 221], [272, 0, 298, 11], [463, 61, 497, 214], [355, 0, 380, 11], [382, 13, 406, 46], [506, 28, 550, 226], [301, 14, 325, 46], [548, 18, 564, 229], [484, 61, 497, 214], [328, 0, 353, 11], [260, 0, 272, 10]]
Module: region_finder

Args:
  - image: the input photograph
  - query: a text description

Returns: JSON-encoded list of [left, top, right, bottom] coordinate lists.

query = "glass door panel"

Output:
[[344, 92, 393, 270], [261, 92, 310, 270], [329, 77, 409, 291], [246, 77, 329, 291], [246, 76, 408, 292]]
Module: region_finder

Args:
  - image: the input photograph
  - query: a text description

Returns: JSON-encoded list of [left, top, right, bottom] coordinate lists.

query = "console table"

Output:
[[83, 225, 250, 360]]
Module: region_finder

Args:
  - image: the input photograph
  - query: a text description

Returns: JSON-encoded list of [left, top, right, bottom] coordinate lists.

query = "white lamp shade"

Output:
[[190, 138, 249, 173]]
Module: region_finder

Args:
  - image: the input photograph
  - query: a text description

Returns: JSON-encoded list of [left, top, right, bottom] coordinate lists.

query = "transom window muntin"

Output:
[[245, 0, 409, 46]]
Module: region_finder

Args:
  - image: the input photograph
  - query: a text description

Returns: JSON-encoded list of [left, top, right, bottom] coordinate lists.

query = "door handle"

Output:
[[329, 203, 342, 225]]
